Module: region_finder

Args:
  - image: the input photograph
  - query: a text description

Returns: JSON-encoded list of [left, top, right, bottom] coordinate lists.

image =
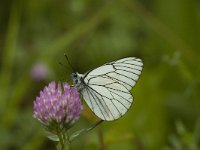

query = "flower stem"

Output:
[[57, 130, 65, 150], [57, 126, 70, 150]]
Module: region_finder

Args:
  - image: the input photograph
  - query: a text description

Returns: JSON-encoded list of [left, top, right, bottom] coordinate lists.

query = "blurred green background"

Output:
[[0, 0, 200, 150]]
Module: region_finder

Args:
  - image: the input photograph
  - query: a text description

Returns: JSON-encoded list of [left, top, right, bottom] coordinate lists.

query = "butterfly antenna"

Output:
[[58, 61, 69, 71], [58, 62, 70, 81], [64, 53, 76, 73]]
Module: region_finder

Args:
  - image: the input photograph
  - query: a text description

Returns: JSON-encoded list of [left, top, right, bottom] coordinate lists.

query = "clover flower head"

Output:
[[33, 81, 82, 129]]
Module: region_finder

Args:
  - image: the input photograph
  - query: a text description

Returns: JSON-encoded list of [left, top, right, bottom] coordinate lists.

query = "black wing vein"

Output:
[[86, 86, 115, 120]]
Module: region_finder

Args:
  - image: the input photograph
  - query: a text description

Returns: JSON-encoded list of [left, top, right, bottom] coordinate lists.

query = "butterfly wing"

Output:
[[81, 57, 143, 121]]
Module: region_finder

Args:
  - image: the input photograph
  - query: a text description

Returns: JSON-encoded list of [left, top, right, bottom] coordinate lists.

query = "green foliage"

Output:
[[0, 0, 199, 149]]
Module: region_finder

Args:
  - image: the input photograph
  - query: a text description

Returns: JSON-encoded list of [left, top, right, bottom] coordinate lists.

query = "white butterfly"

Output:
[[72, 57, 143, 121]]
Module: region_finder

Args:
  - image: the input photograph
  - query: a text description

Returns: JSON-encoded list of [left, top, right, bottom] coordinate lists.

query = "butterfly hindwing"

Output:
[[80, 57, 143, 121]]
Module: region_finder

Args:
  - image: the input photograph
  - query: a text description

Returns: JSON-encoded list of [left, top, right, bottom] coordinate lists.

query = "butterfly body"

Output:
[[72, 72, 85, 91], [71, 57, 143, 121]]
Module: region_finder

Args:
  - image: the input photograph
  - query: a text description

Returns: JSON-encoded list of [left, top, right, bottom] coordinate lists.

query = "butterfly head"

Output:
[[71, 72, 84, 91]]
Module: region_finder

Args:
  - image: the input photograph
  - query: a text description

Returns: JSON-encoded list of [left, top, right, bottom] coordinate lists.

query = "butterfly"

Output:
[[71, 57, 143, 121]]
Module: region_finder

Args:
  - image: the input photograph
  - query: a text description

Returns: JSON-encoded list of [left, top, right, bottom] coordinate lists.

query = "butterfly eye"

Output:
[[72, 73, 77, 78], [75, 79, 78, 83]]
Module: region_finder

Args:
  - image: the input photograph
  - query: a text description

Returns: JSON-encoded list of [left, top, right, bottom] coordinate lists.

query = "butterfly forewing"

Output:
[[80, 57, 143, 121]]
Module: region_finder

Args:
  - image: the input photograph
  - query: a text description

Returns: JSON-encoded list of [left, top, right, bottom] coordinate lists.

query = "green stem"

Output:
[[56, 120, 104, 149], [70, 120, 104, 142], [64, 132, 70, 150], [57, 130, 65, 150], [57, 126, 70, 150]]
